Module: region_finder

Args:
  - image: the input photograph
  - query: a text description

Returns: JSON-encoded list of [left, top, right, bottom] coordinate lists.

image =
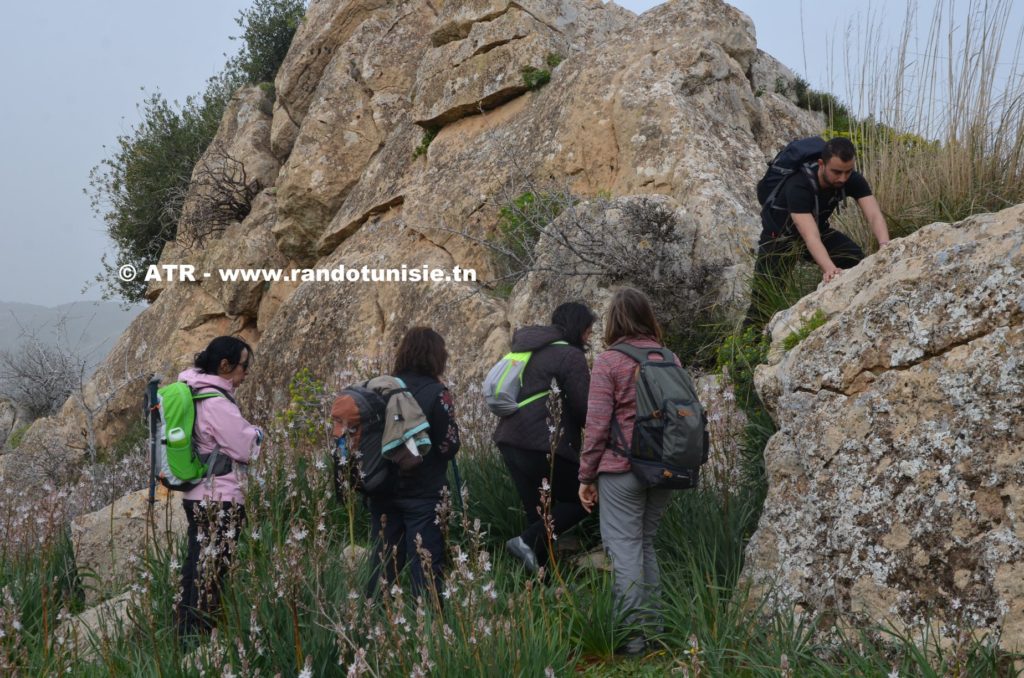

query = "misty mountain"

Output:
[[0, 300, 142, 370]]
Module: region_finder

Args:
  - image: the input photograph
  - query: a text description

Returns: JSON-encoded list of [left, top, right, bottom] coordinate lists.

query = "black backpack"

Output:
[[330, 385, 394, 498], [609, 344, 709, 490], [757, 136, 845, 229], [329, 380, 442, 499]]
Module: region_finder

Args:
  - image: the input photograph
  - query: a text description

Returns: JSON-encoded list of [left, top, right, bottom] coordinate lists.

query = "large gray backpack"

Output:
[[609, 344, 709, 489]]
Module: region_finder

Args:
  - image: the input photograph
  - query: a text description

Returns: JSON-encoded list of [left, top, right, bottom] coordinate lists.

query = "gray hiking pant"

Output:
[[597, 471, 673, 643]]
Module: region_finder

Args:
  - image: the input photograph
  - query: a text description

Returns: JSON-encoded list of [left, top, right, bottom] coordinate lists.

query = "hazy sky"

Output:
[[0, 1, 1019, 307]]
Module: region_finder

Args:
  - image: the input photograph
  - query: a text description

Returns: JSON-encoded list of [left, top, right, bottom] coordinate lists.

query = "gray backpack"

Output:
[[609, 344, 709, 489], [482, 341, 568, 416]]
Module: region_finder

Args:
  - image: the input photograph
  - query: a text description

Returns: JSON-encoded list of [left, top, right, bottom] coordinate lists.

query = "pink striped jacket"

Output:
[[578, 336, 680, 483]]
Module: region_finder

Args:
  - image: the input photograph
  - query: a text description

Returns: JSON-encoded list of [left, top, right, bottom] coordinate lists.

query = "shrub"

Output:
[[521, 66, 551, 90], [227, 0, 306, 85], [489, 190, 566, 297], [275, 367, 327, 452], [7, 424, 28, 450], [715, 326, 770, 416], [413, 126, 440, 159], [545, 53, 564, 69], [89, 0, 306, 303], [88, 89, 226, 302]]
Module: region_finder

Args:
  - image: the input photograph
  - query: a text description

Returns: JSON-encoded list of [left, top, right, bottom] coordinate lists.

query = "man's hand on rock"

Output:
[[823, 267, 842, 283]]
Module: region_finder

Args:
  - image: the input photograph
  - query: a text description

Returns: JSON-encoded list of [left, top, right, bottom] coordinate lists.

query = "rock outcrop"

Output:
[[71, 487, 187, 605], [21, 0, 820, 479], [741, 204, 1024, 649]]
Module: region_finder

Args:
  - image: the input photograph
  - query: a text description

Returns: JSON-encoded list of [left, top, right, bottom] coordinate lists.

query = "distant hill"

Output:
[[0, 300, 142, 371]]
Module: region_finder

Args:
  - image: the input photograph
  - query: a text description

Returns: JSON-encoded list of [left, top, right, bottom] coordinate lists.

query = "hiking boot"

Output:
[[614, 637, 646, 657], [505, 536, 539, 573]]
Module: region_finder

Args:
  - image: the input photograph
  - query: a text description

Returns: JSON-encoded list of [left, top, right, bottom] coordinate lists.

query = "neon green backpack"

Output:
[[482, 341, 568, 416], [153, 382, 232, 489]]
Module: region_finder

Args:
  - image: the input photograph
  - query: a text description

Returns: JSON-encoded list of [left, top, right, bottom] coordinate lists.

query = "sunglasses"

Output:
[[239, 360, 250, 371]]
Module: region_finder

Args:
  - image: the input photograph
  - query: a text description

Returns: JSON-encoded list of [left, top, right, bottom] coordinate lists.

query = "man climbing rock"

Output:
[[747, 136, 890, 324]]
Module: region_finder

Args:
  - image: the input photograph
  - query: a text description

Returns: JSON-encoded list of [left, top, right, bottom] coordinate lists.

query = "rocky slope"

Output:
[[15, 0, 817, 458], [742, 204, 1024, 650]]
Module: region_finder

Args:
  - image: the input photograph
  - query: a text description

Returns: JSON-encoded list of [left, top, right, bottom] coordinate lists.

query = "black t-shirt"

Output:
[[762, 167, 872, 235]]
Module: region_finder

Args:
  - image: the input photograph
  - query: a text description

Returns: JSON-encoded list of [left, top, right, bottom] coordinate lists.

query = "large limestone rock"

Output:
[[270, 0, 395, 159], [41, 0, 821, 478], [742, 204, 1024, 649], [71, 487, 187, 605], [57, 591, 134, 661], [412, 0, 632, 127], [271, 1, 437, 262]]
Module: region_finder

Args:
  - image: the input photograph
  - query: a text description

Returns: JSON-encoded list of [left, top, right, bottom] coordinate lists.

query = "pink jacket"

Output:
[[578, 337, 680, 483], [178, 368, 261, 505]]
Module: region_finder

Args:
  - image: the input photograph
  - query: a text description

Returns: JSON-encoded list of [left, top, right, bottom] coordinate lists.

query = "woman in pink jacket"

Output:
[[175, 336, 262, 643], [578, 288, 677, 656]]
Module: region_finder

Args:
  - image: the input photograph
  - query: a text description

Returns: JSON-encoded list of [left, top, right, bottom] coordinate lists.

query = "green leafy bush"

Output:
[[7, 423, 29, 450], [715, 326, 769, 416], [412, 126, 440, 159], [89, 0, 306, 303], [490, 191, 566, 298], [275, 367, 327, 451], [521, 66, 551, 90], [227, 0, 305, 85]]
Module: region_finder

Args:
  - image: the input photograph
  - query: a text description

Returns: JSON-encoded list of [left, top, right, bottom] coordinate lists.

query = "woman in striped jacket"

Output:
[[578, 287, 679, 656]]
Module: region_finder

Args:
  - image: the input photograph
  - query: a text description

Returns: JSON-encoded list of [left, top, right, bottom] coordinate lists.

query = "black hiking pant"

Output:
[[366, 495, 446, 604], [499, 444, 590, 568], [745, 227, 864, 326], [176, 500, 246, 643]]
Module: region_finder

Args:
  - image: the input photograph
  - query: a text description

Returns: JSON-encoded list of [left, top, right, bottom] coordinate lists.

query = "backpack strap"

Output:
[[764, 162, 823, 238], [192, 384, 236, 404], [516, 340, 571, 407], [189, 385, 237, 479], [606, 343, 677, 457], [608, 343, 675, 365]]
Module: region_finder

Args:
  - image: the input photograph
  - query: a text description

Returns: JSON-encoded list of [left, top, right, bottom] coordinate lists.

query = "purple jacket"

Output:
[[178, 368, 261, 505]]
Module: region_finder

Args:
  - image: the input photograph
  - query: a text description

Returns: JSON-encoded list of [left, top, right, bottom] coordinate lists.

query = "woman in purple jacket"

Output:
[[175, 336, 263, 643]]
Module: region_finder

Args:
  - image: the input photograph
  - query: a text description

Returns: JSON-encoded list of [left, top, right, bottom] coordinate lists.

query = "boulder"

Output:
[[57, 591, 134, 662], [271, 0, 394, 159], [741, 204, 1024, 649], [71, 487, 187, 605]]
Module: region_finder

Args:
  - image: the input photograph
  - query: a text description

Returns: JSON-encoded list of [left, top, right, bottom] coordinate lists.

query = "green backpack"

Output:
[[609, 344, 710, 489], [153, 382, 233, 490]]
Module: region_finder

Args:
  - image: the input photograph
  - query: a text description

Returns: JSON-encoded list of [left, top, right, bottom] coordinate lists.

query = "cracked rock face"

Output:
[[742, 205, 1024, 649], [23, 0, 821, 469]]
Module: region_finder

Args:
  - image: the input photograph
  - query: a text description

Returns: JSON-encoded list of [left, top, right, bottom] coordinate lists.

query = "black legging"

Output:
[[746, 227, 864, 326], [499, 444, 590, 567], [177, 500, 246, 641]]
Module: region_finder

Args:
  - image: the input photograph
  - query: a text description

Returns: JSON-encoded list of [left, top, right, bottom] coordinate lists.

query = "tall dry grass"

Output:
[[828, 0, 1024, 244]]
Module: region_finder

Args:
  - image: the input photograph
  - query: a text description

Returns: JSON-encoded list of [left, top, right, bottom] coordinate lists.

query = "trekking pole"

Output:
[[451, 458, 464, 513], [146, 376, 160, 507]]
